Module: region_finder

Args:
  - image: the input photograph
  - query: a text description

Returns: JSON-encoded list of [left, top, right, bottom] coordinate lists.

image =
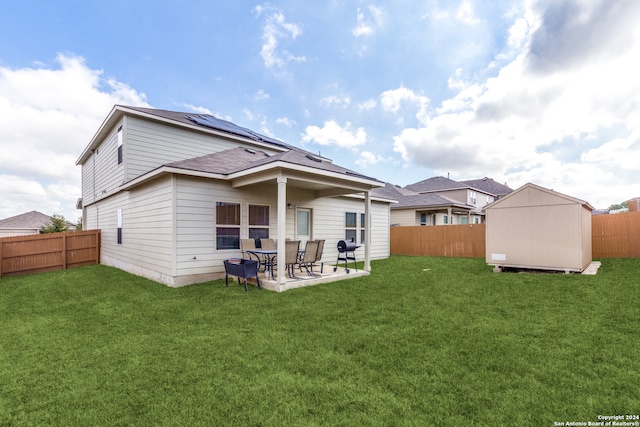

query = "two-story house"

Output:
[[376, 176, 512, 226], [76, 106, 391, 289]]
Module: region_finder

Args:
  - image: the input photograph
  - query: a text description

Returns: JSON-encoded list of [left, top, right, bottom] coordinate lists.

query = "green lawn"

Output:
[[1, 257, 639, 426]]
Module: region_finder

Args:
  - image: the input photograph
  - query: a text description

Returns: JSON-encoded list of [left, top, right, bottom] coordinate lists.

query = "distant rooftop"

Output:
[[0, 211, 53, 229], [405, 175, 513, 197]]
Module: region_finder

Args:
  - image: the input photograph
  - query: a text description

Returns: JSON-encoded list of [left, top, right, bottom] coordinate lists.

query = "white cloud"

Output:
[[0, 53, 150, 221], [355, 150, 388, 168], [255, 89, 270, 100], [358, 99, 377, 110], [320, 95, 351, 108], [392, 0, 640, 208], [276, 117, 296, 127], [352, 5, 384, 37], [255, 4, 306, 69], [180, 103, 213, 115], [379, 86, 430, 124], [301, 120, 366, 149], [352, 8, 373, 37], [242, 108, 255, 121], [456, 0, 479, 25]]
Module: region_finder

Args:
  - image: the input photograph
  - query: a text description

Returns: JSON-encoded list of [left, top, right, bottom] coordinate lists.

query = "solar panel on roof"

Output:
[[187, 115, 289, 148]]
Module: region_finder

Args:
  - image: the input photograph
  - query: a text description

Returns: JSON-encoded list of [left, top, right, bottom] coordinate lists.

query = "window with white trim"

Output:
[[117, 126, 123, 165], [216, 202, 240, 250], [248, 204, 269, 240], [360, 213, 366, 244], [345, 212, 357, 242]]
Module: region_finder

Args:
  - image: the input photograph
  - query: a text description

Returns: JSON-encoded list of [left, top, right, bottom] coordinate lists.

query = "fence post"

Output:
[[62, 233, 67, 270], [0, 239, 3, 278]]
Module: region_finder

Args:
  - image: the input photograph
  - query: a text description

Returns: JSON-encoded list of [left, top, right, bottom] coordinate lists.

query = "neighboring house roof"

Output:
[[405, 176, 467, 193], [460, 177, 513, 197], [405, 175, 513, 197], [0, 211, 52, 229], [372, 183, 473, 211], [393, 193, 472, 210], [371, 182, 417, 200]]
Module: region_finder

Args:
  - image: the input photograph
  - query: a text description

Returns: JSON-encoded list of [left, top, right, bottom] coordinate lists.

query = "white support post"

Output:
[[277, 176, 287, 286], [364, 190, 371, 271]]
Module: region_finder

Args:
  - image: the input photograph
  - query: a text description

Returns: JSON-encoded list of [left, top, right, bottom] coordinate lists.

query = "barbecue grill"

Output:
[[334, 239, 360, 273]]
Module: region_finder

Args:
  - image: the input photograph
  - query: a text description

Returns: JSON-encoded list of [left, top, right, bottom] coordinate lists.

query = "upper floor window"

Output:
[[117, 126, 123, 165], [469, 191, 477, 205], [216, 202, 240, 250]]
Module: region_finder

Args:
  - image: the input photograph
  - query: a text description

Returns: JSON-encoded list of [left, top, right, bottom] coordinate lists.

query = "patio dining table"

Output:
[[246, 249, 277, 280], [247, 248, 305, 280]]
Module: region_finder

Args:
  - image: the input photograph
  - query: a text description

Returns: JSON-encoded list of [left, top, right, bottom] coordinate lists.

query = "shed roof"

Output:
[[485, 182, 594, 211]]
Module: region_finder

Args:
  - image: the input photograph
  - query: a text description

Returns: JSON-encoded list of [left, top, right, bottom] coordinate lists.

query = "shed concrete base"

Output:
[[581, 261, 601, 275]]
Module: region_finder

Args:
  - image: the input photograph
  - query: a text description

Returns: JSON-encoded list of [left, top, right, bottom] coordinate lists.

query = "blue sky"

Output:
[[1, 0, 640, 222]]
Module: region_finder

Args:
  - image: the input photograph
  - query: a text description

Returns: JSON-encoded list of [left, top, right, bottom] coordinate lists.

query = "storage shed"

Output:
[[486, 183, 594, 273]]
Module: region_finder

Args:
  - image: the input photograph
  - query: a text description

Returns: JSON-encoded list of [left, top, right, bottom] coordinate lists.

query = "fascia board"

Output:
[[228, 161, 383, 189], [120, 166, 227, 191]]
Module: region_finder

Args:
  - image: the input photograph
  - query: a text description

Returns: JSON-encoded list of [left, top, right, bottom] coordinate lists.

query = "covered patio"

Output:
[[226, 149, 381, 292], [229, 264, 369, 293]]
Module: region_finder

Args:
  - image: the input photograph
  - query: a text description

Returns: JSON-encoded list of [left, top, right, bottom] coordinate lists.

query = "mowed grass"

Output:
[[1, 256, 638, 426]]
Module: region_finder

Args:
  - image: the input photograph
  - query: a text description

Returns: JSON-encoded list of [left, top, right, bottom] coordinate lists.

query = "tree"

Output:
[[608, 201, 629, 210], [75, 216, 83, 231], [40, 214, 70, 234]]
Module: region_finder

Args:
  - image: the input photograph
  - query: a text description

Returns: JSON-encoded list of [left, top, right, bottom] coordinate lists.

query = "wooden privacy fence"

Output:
[[592, 211, 640, 258], [390, 224, 486, 258], [391, 212, 640, 259], [0, 230, 100, 278]]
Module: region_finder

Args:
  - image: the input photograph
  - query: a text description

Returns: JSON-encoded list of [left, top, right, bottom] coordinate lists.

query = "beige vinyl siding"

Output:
[[125, 117, 281, 182], [173, 179, 390, 277], [174, 177, 279, 277], [390, 209, 418, 226], [81, 120, 126, 205], [298, 194, 390, 262], [440, 188, 466, 204], [86, 176, 175, 276]]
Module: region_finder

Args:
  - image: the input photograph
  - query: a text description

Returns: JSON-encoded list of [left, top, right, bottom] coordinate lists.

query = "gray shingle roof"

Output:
[[165, 147, 381, 182], [123, 106, 293, 150], [371, 183, 473, 210], [404, 176, 468, 193], [0, 211, 53, 229], [460, 177, 513, 196], [166, 147, 270, 174]]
